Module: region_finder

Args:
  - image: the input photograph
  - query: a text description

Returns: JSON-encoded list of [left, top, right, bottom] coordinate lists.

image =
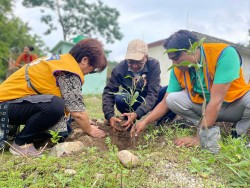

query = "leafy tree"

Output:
[[0, 0, 48, 81], [22, 0, 123, 43], [107, 60, 118, 79]]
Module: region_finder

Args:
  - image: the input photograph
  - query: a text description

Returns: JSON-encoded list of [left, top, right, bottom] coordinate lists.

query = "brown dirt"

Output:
[[34, 116, 245, 152], [64, 117, 242, 152], [65, 119, 144, 151]]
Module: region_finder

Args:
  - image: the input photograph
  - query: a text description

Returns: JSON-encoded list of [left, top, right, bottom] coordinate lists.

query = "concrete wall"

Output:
[[148, 45, 172, 86]]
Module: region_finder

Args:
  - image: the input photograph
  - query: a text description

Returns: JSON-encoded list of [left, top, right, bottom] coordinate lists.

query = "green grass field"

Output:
[[0, 95, 250, 187], [84, 94, 104, 119]]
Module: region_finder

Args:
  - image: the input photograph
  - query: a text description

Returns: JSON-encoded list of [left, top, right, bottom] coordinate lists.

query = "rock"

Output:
[[160, 141, 166, 147], [117, 150, 140, 168], [64, 169, 76, 175], [48, 141, 84, 157]]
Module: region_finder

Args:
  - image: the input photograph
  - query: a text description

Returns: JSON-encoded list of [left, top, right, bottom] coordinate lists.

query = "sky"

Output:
[[14, 0, 250, 61]]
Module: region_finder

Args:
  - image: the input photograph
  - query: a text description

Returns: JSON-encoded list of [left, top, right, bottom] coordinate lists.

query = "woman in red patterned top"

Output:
[[14, 46, 38, 68]]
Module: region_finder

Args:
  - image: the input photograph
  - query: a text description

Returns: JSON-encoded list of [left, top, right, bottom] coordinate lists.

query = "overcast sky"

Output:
[[14, 0, 250, 61]]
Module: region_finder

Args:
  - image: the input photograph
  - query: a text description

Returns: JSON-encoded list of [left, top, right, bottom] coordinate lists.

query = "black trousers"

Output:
[[8, 96, 64, 145]]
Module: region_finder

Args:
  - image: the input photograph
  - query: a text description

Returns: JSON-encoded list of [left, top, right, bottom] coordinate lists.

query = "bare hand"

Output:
[[122, 112, 137, 129], [130, 121, 147, 137], [88, 125, 106, 138], [174, 136, 200, 147], [109, 117, 122, 131]]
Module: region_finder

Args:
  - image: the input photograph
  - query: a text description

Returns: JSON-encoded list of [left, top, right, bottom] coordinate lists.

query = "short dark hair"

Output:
[[163, 30, 199, 50], [69, 38, 107, 72], [27, 46, 35, 51]]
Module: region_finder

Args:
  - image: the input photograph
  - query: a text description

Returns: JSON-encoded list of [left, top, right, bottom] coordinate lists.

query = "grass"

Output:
[[1, 94, 250, 187], [84, 94, 104, 119]]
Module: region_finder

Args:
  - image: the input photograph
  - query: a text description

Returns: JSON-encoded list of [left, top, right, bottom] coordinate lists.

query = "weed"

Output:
[[142, 127, 161, 150], [189, 156, 215, 177], [53, 172, 73, 187], [217, 136, 250, 186]]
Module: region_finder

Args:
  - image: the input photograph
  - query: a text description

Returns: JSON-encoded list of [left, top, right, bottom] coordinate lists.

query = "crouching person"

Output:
[[0, 38, 107, 157], [102, 39, 176, 132], [133, 30, 250, 151]]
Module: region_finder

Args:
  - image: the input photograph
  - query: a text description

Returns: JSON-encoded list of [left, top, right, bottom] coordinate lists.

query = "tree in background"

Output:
[[22, 0, 123, 43], [0, 0, 48, 81], [107, 60, 118, 80]]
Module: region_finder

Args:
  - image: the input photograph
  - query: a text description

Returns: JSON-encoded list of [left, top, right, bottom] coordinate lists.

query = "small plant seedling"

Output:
[[109, 74, 147, 137], [48, 130, 62, 144]]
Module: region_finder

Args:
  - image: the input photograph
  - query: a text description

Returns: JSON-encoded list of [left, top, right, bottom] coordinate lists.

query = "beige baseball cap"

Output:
[[125, 39, 148, 61]]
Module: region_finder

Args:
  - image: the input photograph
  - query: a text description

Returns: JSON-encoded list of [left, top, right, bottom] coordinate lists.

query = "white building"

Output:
[[148, 31, 250, 86]]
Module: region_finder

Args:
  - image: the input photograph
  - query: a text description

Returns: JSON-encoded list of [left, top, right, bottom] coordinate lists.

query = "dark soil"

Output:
[[38, 116, 246, 152], [65, 119, 144, 151]]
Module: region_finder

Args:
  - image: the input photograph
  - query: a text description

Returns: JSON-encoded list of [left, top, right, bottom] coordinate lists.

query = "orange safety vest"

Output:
[[14, 53, 38, 67], [173, 43, 250, 104], [0, 54, 84, 102]]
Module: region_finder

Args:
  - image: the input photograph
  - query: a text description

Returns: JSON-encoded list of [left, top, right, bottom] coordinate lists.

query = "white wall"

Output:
[[148, 45, 172, 86]]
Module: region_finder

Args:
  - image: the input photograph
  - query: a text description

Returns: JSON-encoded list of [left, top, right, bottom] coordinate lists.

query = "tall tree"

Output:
[[22, 0, 123, 43], [0, 0, 48, 80]]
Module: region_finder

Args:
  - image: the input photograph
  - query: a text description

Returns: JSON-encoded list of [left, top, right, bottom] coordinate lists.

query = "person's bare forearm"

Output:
[[71, 111, 92, 133], [200, 83, 231, 128], [200, 101, 222, 127], [144, 101, 169, 124]]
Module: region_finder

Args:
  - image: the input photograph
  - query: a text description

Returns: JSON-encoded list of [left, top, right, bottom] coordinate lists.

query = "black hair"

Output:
[[27, 46, 35, 51], [163, 30, 199, 50]]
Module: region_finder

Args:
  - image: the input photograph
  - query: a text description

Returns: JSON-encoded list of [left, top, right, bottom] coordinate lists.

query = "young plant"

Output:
[[123, 74, 147, 115], [48, 130, 62, 144], [109, 74, 147, 136]]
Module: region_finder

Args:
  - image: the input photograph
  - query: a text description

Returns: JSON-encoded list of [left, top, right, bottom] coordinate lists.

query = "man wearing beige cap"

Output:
[[102, 39, 176, 131]]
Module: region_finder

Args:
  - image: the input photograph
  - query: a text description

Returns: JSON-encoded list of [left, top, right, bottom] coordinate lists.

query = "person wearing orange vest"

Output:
[[133, 30, 250, 148], [14, 46, 38, 68], [0, 38, 107, 157]]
